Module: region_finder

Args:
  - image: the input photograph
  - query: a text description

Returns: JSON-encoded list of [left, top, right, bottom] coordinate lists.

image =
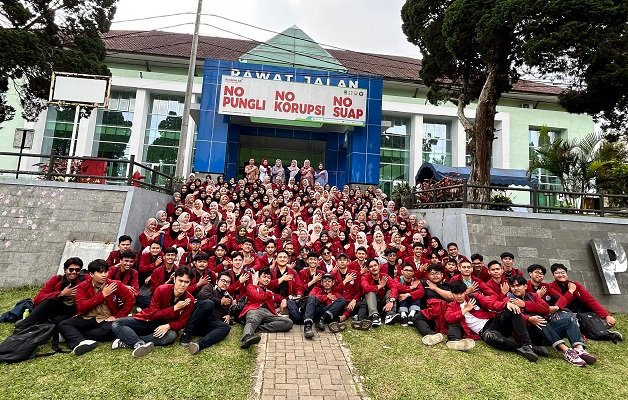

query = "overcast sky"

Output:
[[111, 0, 421, 59]]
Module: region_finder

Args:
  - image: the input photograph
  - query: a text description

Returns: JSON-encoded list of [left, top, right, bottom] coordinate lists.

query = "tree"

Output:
[[0, 1, 118, 124], [401, 0, 628, 204]]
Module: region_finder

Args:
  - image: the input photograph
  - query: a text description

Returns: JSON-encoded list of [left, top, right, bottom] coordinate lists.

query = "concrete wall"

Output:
[[0, 180, 171, 288], [419, 208, 628, 313]]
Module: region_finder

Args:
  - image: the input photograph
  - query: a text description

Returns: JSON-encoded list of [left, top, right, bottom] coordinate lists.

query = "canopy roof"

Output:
[[415, 162, 538, 187]]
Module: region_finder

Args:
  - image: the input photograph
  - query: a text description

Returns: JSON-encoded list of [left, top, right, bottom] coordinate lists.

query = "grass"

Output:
[[342, 317, 628, 400], [0, 287, 257, 400]]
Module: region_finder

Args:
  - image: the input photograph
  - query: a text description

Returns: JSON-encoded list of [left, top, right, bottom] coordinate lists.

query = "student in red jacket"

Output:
[[106, 250, 139, 296], [57, 259, 135, 356], [16, 257, 85, 331], [446, 280, 538, 360], [138, 242, 164, 283], [356, 258, 399, 327], [484, 260, 508, 299], [149, 247, 179, 294], [548, 263, 622, 342], [106, 235, 133, 268], [111, 267, 195, 358], [303, 274, 347, 338], [239, 267, 294, 349], [403, 242, 429, 279], [414, 264, 453, 346], [526, 264, 561, 306], [470, 253, 491, 282], [331, 253, 361, 323], [395, 263, 425, 326], [450, 260, 496, 297], [500, 252, 524, 279], [187, 253, 213, 297], [509, 276, 595, 367]]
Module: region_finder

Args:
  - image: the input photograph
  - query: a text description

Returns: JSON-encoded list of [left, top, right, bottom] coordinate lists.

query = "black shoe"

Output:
[[240, 334, 261, 349], [304, 321, 315, 339], [371, 315, 382, 327], [400, 315, 408, 327], [531, 345, 549, 357], [180, 333, 192, 347], [315, 319, 326, 332], [610, 330, 623, 343], [516, 345, 539, 362]]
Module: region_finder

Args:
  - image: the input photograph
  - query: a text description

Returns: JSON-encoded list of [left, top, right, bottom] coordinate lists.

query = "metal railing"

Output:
[[412, 181, 628, 217], [0, 152, 174, 193]]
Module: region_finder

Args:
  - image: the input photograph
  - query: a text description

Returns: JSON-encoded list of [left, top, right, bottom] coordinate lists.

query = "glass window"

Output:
[[380, 116, 410, 197], [423, 120, 452, 166], [529, 127, 564, 207], [93, 91, 135, 160], [42, 107, 76, 156]]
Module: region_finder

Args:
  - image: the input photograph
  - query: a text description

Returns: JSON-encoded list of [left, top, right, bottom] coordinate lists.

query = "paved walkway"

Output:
[[249, 327, 368, 400]]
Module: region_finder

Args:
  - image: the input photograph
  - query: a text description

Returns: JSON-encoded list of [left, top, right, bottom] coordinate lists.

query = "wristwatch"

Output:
[[388, 297, 396, 302]]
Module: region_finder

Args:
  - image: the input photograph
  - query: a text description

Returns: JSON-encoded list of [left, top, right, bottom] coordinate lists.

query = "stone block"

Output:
[[517, 247, 538, 258]]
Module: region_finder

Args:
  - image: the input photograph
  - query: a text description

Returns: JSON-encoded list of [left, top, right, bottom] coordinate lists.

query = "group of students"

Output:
[[10, 164, 622, 365]]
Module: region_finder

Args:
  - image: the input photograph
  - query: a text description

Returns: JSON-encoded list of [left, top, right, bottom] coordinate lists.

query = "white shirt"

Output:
[[461, 301, 488, 334]]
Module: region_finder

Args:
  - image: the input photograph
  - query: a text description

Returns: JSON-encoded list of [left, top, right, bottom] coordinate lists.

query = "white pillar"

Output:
[[410, 114, 424, 181], [129, 89, 150, 163], [75, 110, 97, 157], [453, 119, 466, 166]]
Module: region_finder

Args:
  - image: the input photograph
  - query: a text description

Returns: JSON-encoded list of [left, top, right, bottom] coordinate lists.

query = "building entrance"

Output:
[[238, 135, 325, 179]]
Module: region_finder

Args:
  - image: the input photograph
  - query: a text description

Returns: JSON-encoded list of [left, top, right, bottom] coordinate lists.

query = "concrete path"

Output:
[[249, 327, 367, 400]]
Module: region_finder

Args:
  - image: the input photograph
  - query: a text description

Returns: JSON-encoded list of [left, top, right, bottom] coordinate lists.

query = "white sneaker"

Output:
[[73, 339, 98, 356], [421, 333, 445, 346], [446, 339, 476, 351], [132, 342, 154, 358], [111, 338, 129, 350]]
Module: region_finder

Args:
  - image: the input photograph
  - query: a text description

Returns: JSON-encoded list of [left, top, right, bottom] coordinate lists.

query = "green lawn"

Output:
[[342, 317, 628, 400], [0, 287, 257, 400]]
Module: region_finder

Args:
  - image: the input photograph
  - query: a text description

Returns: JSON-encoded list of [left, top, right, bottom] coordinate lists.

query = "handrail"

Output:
[[0, 151, 174, 194], [412, 180, 628, 218]]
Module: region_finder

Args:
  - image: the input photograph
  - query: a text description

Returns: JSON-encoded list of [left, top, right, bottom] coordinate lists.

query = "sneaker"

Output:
[[329, 321, 347, 333], [446, 339, 476, 351], [516, 345, 539, 362], [531, 345, 549, 358], [575, 348, 597, 365], [240, 333, 262, 349], [609, 330, 623, 343], [563, 348, 586, 367], [384, 313, 401, 325], [422, 333, 445, 346], [73, 340, 98, 356], [188, 342, 200, 355], [304, 321, 315, 339], [180, 333, 192, 347], [111, 338, 129, 350], [315, 319, 326, 332], [58, 333, 65, 343], [400, 313, 408, 327], [371, 315, 382, 328], [132, 342, 155, 358]]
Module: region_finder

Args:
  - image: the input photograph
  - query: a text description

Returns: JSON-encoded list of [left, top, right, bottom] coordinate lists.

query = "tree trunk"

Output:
[[468, 66, 501, 207]]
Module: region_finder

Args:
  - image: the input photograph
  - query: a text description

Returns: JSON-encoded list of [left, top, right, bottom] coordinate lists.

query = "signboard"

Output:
[[56, 241, 114, 275], [49, 72, 111, 107], [590, 238, 627, 294], [13, 128, 34, 149], [218, 75, 368, 126]]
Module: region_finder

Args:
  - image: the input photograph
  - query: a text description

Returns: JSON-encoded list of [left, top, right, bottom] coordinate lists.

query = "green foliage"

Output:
[[489, 192, 513, 211], [0, 1, 118, 124], [391, 181, 412, 197]]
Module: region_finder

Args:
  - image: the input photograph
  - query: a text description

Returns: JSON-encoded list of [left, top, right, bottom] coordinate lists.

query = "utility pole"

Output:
[[175, 0, 203, 178]]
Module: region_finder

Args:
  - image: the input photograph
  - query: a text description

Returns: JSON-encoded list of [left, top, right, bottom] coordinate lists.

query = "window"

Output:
[[93, 91, 135, 159], [422, 120, 452, 166], [143, 95, 185, 181], [380, 116, 410, 196], [42, 107, 76, 156], [529, 127, 563, 206]]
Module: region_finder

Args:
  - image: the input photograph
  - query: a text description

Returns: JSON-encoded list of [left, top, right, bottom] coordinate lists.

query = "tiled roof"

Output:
[[102, 30, 563, 96]]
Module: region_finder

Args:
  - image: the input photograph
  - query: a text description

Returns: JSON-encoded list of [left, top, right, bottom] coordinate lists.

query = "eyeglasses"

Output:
[[218, 278, 231, 284], [322, 252, 331, 255], [67, 268, 81, 273]]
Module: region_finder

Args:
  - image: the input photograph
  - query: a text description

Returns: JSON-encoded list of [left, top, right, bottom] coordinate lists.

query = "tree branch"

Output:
[[456, 93, 473, 132], [22, 1, 66, 30]]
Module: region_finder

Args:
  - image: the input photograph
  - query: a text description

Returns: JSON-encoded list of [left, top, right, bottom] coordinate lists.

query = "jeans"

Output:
[[398, 296, 421, 314], [184, 300, 231, 350], [303, 296, 347, 322], [357, 291, 395, 319], [287, 299, 305, 325], [58, 317, 114, 349], [111, 317, 177, 347], [540, 314, 585, 348], [242, 307, 293, 339], [17, 298, 75, 329]]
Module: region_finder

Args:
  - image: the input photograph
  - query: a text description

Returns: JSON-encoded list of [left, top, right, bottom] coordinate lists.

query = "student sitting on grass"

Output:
[[303, 273, 347, 339], [57, 259, 135, 356], [111, 267, 195, 358], [446, 280, 540, 362], [106, 250, 139, 296], [414, 264, 452, 346]]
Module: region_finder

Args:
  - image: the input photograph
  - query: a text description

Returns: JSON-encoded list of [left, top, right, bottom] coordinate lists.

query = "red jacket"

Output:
[[548, 280, 610, 318], [403, 256, 429, 279], [107, 267, 139, 293], [208, 256, 231, 274], [268, 267, 303, 297], [75, 278, 134, 318], [445, 293, 508, 339], [450, 275, 496, 297], [106, 250, 123, 268], [225, 269, 253, 300], [331, 269, 362, 302], [394, 276, 425, 301], [513, 292, 552, 322], [309, 286, 344, 306], [33, 274, 84, 307], [138, 252, 164, 275], [133, 284, 195, 331], [361, 273, 398, 299], [239, 284, 283, 318], [299, 267, 326, 296], [187, 268, 214, 296], [472, 266, 491, 282], [527, 281, 561, 305], [149, 264, 178, 294]]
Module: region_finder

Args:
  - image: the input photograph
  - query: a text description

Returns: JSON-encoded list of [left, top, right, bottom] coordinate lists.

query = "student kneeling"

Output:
[[111, 267, 194, 358]]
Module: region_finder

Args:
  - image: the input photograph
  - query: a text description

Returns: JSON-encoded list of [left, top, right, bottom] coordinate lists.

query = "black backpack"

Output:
[[0, 323, 63, 363], [577, 312, 612, 341]]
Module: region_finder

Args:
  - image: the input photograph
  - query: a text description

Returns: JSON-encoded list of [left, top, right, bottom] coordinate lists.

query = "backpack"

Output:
[[577, 312, 612, 341], [0, 323, 64, 363], [0, 298, 33, 323]]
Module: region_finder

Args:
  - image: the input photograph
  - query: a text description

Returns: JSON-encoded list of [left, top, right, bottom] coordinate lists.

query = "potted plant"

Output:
[[392, 181, 414, 209]]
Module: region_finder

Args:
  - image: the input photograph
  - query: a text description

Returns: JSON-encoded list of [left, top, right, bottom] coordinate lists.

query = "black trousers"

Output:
[[58, 317, 113, 349], [17, 298, 75, 329], [184, 300, 231, 350]]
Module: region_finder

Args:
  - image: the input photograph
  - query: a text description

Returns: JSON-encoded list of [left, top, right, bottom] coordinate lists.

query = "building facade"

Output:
[[0, 27, 594, 195]]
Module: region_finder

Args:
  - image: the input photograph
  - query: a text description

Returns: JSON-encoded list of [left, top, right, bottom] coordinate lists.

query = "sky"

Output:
[[111, 0, 422, 59]]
